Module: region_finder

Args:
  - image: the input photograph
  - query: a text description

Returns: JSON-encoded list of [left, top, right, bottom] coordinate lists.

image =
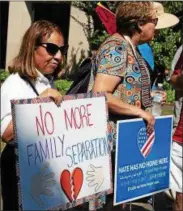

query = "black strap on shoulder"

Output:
[[20, 75, 39, 96]]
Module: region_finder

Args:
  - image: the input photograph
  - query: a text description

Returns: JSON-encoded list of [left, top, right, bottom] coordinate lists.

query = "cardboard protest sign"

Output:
[[11, 93, 112, 210], [114, 116, 173, 205]]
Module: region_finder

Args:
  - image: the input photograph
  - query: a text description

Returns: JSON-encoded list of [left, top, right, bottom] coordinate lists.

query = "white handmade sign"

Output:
[[12, 94, 112, 210]]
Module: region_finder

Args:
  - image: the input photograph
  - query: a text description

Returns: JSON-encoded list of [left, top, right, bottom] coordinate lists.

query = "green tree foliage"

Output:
[[54, 79, 72, 94], [72, 1, 182, 70], [72, 1, 117, 50], [150, 1, 183, 69], [0, 70, 9, 85]]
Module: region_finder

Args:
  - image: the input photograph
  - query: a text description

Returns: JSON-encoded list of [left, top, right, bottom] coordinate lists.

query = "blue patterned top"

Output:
[[87, 34, 152, 210]]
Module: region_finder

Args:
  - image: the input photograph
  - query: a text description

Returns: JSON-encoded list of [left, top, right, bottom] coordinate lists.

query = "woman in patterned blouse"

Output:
[[89, 1, 157, 153], [87, 2, 162, 210]]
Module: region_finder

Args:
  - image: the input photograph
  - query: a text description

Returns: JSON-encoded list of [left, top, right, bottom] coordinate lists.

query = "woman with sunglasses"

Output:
[[87, 2, 179, 210], [89, 1, 157, 155], [1, 20, 68, 210]]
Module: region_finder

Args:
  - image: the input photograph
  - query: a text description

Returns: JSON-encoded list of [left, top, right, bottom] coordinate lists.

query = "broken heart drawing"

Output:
[[60, 168, 83, 202]]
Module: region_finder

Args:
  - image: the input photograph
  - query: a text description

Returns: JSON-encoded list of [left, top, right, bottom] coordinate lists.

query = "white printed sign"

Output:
[[12, 94, 112, 210]]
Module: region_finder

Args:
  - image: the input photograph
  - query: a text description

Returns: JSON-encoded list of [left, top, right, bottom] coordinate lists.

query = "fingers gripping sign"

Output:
[[40, 88, 63, 106]]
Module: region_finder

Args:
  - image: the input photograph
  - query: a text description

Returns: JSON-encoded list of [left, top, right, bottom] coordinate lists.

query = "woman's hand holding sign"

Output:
[[40, 88, 63, 106]]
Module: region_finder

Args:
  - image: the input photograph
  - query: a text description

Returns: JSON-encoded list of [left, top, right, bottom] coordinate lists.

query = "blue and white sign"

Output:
[[12, 94, 112, 211], [114, 116, 173, 205]]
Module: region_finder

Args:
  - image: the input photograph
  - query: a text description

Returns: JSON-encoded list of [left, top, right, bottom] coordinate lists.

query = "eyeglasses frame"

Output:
[[38, 43, 69, 56]]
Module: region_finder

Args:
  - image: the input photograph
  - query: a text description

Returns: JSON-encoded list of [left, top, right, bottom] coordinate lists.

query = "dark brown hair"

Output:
[[9, 20, 63, 80], [116, 2, 154, 37]]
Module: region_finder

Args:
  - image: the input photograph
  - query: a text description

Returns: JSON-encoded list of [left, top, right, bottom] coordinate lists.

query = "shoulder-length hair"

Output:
[[116, 2, 153, 37], [8, 20, 63, 80]]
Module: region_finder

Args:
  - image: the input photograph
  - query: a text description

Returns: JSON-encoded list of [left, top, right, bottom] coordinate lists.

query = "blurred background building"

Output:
[[0, 1, 89, 70]]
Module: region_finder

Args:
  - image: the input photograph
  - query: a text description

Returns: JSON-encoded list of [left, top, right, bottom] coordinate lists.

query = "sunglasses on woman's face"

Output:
[[39, 43, 69, 55], [139, 18, 158, 26], [148, 18, 158, 26]]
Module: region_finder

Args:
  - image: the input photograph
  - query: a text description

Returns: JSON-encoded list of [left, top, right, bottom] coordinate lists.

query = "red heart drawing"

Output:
[[60, 168, 83, 202]]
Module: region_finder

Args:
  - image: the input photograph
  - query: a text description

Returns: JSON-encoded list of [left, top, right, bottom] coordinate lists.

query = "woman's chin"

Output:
[[42, 68, 55, 75], [140, 37, 154, 43], [139, 40, 146, 45]]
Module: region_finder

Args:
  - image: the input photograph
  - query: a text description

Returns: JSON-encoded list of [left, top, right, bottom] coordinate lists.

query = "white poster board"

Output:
[[12, 94, 112, 210]]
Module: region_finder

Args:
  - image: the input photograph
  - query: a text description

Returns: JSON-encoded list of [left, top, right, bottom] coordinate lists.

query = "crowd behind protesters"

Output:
[[0, 1, 182, 211]]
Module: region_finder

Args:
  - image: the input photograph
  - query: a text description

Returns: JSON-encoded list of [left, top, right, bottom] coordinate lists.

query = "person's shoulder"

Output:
[[98, 34, 127, 55], [2, 72, 21, 84], [104, 34, 127, 46], [177, 45, 183, 54], [1, 73, 24, 92]]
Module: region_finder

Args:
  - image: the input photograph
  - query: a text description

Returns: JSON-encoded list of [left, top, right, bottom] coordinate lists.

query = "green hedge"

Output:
[[54, 79, 72, 95], [0, 71, 72, 95], [0, 71, 9, 83], [0, 71, 175, 103], [163, 81, 175, 104]]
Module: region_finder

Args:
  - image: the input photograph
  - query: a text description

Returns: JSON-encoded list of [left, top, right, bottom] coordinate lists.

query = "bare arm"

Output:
[[1, 88, 63, 143], [2, 121, 14, 143], [92, 74, 155, 128], [170, 74, 183, 91]]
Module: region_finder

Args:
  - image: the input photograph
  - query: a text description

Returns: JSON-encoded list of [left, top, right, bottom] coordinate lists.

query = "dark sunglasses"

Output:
[[148, 18, 158, 26], [39, 43, 69, 55], [139, 18, 158, 26]]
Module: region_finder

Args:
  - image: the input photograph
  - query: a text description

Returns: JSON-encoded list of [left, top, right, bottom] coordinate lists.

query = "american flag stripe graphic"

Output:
[[145, 146, 153, 158], [141, 131, 155, 157]]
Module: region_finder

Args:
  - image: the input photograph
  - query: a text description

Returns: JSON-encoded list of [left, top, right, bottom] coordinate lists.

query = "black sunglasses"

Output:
[[140, 18, 158, 26], [148, 18, 158, 26], [39, 43, 69, 55]]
